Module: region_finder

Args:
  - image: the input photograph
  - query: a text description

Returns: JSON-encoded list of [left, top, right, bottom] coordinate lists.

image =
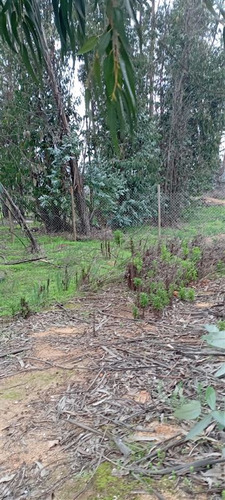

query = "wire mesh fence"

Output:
[[1, 183, 225, 318]]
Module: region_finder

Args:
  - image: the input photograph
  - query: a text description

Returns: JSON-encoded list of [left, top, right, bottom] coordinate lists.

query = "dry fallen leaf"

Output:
[[130, 431, 157, 442], [129, 422, 184, 443], [134, 390, 151, 404], [47, 440, 60, 450], [0, 474, 15, 484]]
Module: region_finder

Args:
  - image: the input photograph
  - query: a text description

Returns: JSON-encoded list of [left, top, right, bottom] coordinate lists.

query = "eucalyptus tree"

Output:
[[0, 0, 138, 233], [0, 0, 224, 231], [155, 0, 225, 218]]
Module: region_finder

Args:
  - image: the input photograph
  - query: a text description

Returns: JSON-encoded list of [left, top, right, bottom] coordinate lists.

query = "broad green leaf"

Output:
[[215, 362, 225, 378], [186, 414, 213, 440], [120, 55, 135, 109], [52, 0, 61, 35], [77, 36, 98, 55], [24, 15, 42, 63], [22, 21, 39, 68], [113, 7, 128, 50], [0, 11, 16, 52], [174, 401, 201, 420], [58, 6, 67, 47], [204, 332, 225, 349], [21, 43, 38, 83], [205, 386, 216, 410], [10, 10, 20, 45], [98, 30, 111, 56], [212, 410, 225, 427], [204, 324, 219, 334]]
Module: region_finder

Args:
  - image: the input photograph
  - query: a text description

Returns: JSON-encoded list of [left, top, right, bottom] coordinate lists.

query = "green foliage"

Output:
[[20, 297, 31, 319], [182, 241, 189, 258], [191, 246, 202, 263], [174, 385, 223, 440], [216, 260, 225, 275], [217, 320, 225, 331], [129, 237, 205, 314], [178, 287, 195, 301], [133, 254, 143, 273], [133, 277, 142, 289], [0, 0, 138, 147], [161, 244, 172, 262], [149, 282, 170, 310], [132, 305, 139, 319], [139, 292, 149, 309], [114, 230, 123, 246], [85, 125, 160, 228], [181, 259, 198, 282], [157, 0, 225, 202], [174, 401, 202, 421], [203, 324, 225, 377], [174, 323, 225, 440], [203, 324, 225, 350], [0, 229, 127, 317]]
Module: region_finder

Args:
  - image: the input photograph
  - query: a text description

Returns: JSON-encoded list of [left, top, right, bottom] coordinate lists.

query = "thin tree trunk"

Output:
[[149, 0, 156, 117], [41, 26, 90, 235], [0, 184, 39, 253]]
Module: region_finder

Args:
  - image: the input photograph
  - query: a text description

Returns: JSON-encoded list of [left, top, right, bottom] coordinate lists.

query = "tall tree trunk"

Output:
[[41, 25, 90, 235], [0, 183, 39, 253], [149, 0, 156, 117]]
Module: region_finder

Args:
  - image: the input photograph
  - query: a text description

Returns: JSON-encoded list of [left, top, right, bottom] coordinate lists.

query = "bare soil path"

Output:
[[0, 282, 225, 499]]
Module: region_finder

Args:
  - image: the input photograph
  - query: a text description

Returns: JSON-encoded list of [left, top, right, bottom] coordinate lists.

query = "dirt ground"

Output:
[[0, 280, 225, 499]]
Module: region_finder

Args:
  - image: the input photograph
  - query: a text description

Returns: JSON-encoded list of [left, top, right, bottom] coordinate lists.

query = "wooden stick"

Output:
[[158, 184, 161, 240], [70, 185, 77, 241], [7, 201, 14, 243], [3, 257, 46, 265]]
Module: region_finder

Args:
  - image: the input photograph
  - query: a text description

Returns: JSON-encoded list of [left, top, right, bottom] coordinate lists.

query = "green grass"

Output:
[[0, 203, 225, 318], [0, 226, 131, 317]]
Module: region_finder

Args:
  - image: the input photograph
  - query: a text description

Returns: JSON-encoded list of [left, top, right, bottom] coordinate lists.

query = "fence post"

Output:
[[157, 184, 161, 240], [7, 201, 15, 243], [70, 185, 77, 241]]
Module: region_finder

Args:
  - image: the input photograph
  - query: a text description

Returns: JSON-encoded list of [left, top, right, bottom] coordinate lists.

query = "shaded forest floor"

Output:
[[0, 278, 225, 499]]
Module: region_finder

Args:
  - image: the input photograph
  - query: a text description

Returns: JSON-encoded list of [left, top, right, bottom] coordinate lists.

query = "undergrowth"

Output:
[[127, 234, 225, 315], [1, 203, 225, 318]]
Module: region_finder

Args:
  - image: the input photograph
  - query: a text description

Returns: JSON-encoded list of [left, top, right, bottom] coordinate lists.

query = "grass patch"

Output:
[[1, 203, 225, 318], [0, 229, 130, 317]]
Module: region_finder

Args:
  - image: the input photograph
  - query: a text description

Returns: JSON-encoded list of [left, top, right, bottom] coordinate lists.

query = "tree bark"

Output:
[[0, 184, 39, 253], [149, 0, 156, 117], [41, 26, 90, 235]]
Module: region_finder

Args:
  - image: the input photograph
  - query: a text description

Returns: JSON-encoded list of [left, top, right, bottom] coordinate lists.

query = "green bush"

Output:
[[178, 287, 195, 301], [149, 282, 170, 310]]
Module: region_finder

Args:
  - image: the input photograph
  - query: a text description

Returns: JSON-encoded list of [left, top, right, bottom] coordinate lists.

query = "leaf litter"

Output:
[[0, 281, 225, 498]]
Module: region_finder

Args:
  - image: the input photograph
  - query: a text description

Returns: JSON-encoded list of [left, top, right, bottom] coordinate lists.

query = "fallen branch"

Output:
[[0, 347, 30, 359], [130, 456, 225, 477], [4, 257, 47, 265]]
